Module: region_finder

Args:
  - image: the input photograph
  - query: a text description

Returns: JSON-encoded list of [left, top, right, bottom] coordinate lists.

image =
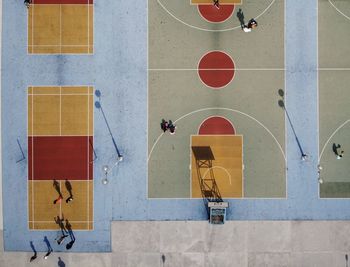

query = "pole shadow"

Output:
[[29, 241, 37, 262], [65, 219, 76, 250]]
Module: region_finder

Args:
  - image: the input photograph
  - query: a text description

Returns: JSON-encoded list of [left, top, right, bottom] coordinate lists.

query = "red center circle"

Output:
[[198, 51, 235, 89], [198, 116, 235, 135], [198, 4, 235, 23]]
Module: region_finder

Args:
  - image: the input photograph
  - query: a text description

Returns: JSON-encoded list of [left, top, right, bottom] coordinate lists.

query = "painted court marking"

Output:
[[148, 107, 286, 162], [328, 0, 350, 21], [197, 50, 235, 89], [197, 4, 235, 23], [319, 119, 350, 162], [202, 166, 232, 185], [156, 0, 276, 32]]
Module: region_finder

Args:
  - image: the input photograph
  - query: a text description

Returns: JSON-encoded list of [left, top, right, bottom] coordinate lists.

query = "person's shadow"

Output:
[[58, 257, 66, 267], [237, 8, 245, 29], [65, 179, 73, 203]]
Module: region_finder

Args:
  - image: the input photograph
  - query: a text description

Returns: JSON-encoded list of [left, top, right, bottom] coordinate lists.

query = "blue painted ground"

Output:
[[2, 0, 350, 252]]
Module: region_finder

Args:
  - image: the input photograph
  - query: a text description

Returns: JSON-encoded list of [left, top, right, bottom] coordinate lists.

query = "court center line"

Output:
[[319, 119, 350, 163], [148, 107, 286, 162], [156, 0, 276, 32], [148, 68, 285, 71]]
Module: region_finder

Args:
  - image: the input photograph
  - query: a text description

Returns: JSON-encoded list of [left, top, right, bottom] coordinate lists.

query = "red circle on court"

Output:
[[198, 51, 235, 89], [198, 116, 235, 135], [198, 5, 235, 23]]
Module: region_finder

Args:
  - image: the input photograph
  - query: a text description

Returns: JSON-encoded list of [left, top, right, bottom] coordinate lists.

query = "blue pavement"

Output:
[[2, 0, 350, 253]]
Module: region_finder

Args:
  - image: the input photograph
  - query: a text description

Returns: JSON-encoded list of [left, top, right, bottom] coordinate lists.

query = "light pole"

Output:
[[278, 89, 308, 161], [95, 90, 123, 184]]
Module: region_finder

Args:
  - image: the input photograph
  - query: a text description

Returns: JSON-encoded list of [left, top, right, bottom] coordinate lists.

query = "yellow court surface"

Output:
[[191, 135, 243, 198], [28, 5, 93, 54], [28, 180, 93, 230], [28, 86, 94, 136], [191, 0, 242, 4]]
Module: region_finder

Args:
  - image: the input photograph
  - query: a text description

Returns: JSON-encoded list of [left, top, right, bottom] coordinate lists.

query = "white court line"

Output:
[[148, 107, 286, 163], [28, 220, 93, 223], [202, 166, 232, 185], [319, 119, 350, 163], [318, 68, 350, 71], [328, 0, 350, 21], [156, 0, 276, 32], [149, 68, 285, 71]]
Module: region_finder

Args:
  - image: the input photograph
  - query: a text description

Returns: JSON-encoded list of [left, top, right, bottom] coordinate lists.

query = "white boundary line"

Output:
[[328, 0, 350, 21], [149, 68, 285, 71], [157, 0, 276, 32], [189, 0, 243, 6], [317, 0, 320, 198], [283, 0, 287, 200]]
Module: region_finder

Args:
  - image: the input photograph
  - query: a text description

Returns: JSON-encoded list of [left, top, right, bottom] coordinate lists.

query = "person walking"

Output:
[[332, 143, 344, 159], [168, 120, 176, 135], [213, 0, 220, 9], [160, 119, 168, 133], [43, 236, 53, 259], [243, 18, 258, 32]]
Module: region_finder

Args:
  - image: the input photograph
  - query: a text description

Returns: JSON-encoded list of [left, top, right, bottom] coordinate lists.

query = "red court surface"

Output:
[[198, 5, 234, 23], [198, 51, 235, 89], [28, 136, 93, 180], [199, 116, 235, 135], [32, 0, 93, 4]]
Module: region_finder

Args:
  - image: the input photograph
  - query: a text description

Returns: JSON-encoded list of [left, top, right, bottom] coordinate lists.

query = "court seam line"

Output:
[[283, 0, 287, 200], [27, 220, 93, 222], [60, 86, 62, 136], [148, 107, 286, 163], [28, 45, 92, 47], [328, 0, 350, 21], [32, 90, 35, 229], [157, 0, 276, 32], [87, 87, 90, 230], [60, 4, 62, 54], [148, 68, 285, 71], [317, 0, 320, 198], [28, 93, 94, 96]]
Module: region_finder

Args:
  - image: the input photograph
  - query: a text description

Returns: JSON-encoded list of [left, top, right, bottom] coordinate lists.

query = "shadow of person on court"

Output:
[[65, 179, 74, 203], [29, 241, 37, 262], [54, 215, 69, 245], [65, 219, 76, 250], [53, 180, 63, 204], [237, 8, 245, 29], [58, 257, 66, 267], [43, 236, 53, 259]]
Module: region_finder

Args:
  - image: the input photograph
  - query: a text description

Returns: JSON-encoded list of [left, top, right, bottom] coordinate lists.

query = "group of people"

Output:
[[53, 179, 74, 204], [161, 119, 176, 134], [213, 1, 258, 32]]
